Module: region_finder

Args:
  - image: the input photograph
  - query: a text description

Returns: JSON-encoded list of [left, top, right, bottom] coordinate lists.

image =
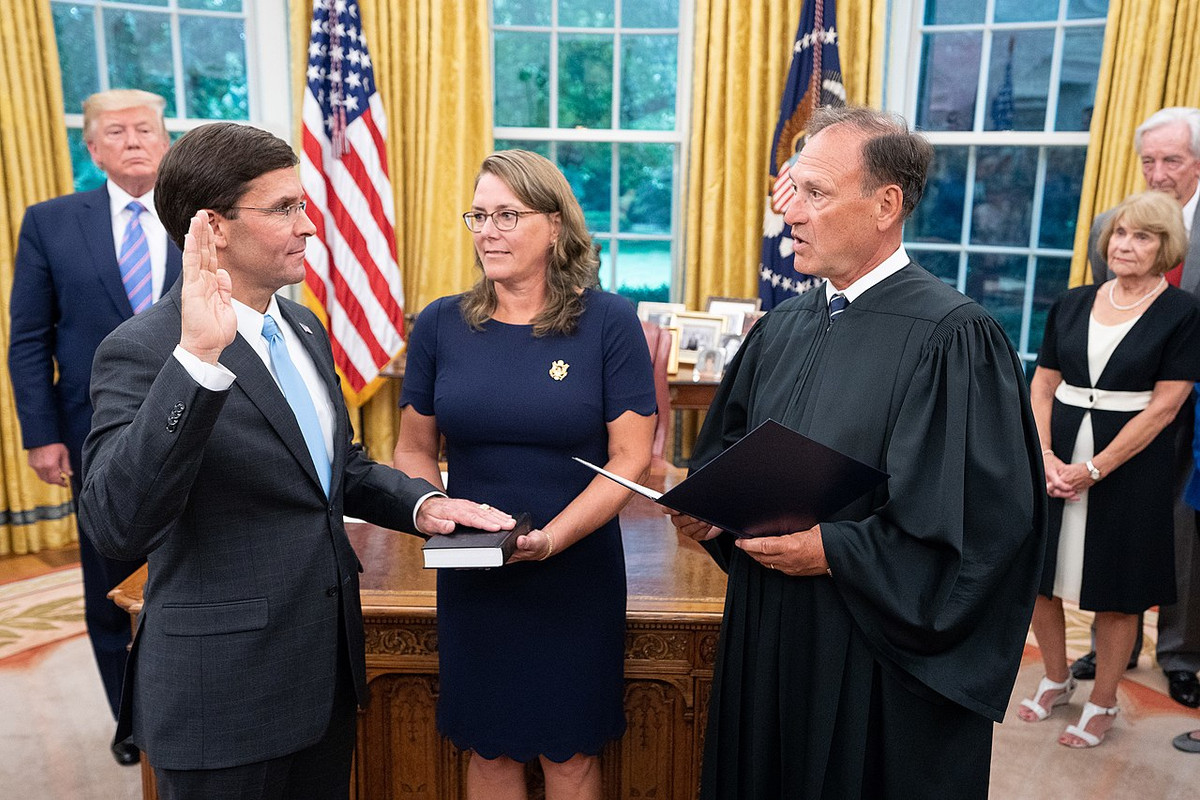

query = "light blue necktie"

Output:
[[262, 314, 331, 496], [119, 201, 153, 313], [828, 293, 848, 323]]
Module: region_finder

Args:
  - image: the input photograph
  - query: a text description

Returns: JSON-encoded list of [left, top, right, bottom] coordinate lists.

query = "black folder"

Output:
[[574, 419, 887, 537]]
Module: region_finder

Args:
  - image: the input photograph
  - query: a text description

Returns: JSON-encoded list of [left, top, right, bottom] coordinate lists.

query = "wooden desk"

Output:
[[668, 366, 720, 467], [111, 467, 727, 800]]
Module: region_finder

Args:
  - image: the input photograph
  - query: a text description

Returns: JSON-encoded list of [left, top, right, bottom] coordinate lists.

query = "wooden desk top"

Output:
[[110, 466, 728, 621]]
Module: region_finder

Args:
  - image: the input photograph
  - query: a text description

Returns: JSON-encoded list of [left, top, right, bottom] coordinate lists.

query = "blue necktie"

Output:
[[829, 293, 848, 323], [119, 201, 153, 313], [262, 314, 331, 496]]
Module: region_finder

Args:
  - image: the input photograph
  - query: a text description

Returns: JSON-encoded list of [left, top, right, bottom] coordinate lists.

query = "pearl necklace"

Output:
[[1107, 276, 1165, 311]]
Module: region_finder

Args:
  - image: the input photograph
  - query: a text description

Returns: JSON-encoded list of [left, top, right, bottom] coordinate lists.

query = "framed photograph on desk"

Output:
[[705, 296, 760, 338], [637, 301, 685, 328], [665, 326, 681, 374], [671, 311, 726, 364]]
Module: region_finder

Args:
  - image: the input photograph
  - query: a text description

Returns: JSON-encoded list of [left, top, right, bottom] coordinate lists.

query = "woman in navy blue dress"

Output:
[[393, 150, 657, 799]]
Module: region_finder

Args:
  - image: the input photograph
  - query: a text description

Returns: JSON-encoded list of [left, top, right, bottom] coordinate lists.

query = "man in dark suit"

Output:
[[1081, 107, 1200, 709], [8, 88, 180, 765], [78, 122, 513, 799]]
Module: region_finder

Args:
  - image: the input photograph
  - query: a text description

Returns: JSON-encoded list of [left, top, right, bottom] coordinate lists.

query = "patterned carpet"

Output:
[[1, 571, 1199, 798], [0, 570, 140, 798]]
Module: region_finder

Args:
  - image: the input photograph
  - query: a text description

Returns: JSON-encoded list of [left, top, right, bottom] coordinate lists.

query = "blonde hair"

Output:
[[82, 89, 167, 142], [1097, 191, 1189, 276], [460, 150, 599, 336]]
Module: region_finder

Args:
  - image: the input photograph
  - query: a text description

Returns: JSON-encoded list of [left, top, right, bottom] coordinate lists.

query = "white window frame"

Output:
[[884, 0, 1106, 365], [491, 0, 694, 300], [56, 0, 291, 139]]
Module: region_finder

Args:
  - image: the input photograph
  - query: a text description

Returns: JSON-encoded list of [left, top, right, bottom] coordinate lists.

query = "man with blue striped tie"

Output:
[[8, 88, 181, 766], [79, 122, 512, 798]]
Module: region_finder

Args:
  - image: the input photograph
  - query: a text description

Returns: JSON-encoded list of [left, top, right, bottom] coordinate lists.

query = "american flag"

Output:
[[301, 0, 405, 404], [758, 0, 845, 310]]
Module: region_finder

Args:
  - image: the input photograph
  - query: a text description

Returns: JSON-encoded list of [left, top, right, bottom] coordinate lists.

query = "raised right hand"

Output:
[[179, 211, 236, 364]]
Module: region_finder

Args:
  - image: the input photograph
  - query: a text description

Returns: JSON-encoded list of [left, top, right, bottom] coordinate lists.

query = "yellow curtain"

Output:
[[291, 0, 493, 460], [0, 0, 78, 555], [1069, 0, 1200, 286], [683, 0, 886, 306]]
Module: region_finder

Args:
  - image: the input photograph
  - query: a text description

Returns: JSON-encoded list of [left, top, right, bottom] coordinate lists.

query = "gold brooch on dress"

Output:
[[549, 360, 570, 381]]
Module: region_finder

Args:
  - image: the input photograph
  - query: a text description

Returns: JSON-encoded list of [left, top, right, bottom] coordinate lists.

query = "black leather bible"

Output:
[[422, 512, 533, 569]]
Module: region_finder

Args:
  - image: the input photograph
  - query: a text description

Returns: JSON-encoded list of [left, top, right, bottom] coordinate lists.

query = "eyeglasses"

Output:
[[461, 209, 544, 232], [231, 201, 308, 221]]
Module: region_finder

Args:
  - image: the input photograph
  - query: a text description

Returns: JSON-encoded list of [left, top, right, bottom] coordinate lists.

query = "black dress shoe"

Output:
[[1069, 650, 1140, 680], [1167, 670, 1200, 708], [111, 738, 140, 766]]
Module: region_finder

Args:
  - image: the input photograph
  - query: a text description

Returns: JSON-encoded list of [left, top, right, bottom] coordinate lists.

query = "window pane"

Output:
[[558, 35, 613, 128], [620, 34, 676, 130], [494, 138, 551, 158], [559, 0, 614, 28], [492, 0, 551, 26], [116, 0, 168, 6], [618, 143, 672, 234], [106, 10, 177, 116], [965, 252, 1027, 345], [179, 0, 243, 10], [51, 4, 99, 112], [971, 146, 1037, 246], [1029, 257, 1072, 353], [908, 146, 968, 244], [1068, 0, 1109, 19], [911, 249, 961, 286], [923, 0, 984, 25], [1040, 147, 1088, 249], [557, 141, 612, 230], [985, 30, 1054, 131], [494, 32, 550, 127], [67, 128, 106, 193], [180, 16, 248, 119], [615, 240, 671, 301], [623, 0, 679, 28], [1056, 27, 1104, 131], [916, 32, 982, 132], [994, 0, 1058, 23]]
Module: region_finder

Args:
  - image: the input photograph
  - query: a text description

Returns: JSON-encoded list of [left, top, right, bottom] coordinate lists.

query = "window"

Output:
[[49, 0, 289, 191], [490, 0, 692, 304], [888, 0, 1109, 370]]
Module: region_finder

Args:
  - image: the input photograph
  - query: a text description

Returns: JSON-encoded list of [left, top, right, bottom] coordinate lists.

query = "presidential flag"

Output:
[[301, 0, 405, 405], [759, 0, 846, 310]]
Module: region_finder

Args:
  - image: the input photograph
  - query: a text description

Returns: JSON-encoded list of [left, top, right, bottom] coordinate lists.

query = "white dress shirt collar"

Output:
[[1182, 185, 1198, 238], [824, 244, 911, 305]]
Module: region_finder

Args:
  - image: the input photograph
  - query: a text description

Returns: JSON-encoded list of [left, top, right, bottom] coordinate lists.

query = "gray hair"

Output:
[[82, 89, 167, 142], [1135, 107, 1200, 159], [806, 105, 934, 220]]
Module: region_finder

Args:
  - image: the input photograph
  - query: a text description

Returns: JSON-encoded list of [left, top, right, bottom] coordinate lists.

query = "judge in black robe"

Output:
[[670, 107, 1046, 799]]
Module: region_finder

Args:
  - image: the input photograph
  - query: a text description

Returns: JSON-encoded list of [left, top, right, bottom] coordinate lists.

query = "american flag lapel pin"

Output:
[[300, 323, 313, 335]]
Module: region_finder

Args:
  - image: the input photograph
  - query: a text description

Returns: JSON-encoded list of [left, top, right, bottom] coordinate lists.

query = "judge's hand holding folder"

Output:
[[576, 419, 887, 577]]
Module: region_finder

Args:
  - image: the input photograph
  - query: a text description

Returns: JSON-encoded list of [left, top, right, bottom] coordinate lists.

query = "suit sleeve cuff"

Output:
[[173, 345, 235, 391], [412, 490, 447, 532]]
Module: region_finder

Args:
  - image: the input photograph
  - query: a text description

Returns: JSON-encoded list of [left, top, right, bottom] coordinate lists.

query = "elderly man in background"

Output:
[[7, 88, 180, 765], [1081, 107, 1200, 711]]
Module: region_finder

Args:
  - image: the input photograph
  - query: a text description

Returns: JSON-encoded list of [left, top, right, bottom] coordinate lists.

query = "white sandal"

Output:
[[1018, 675, 1077, 721], [1060, 701, 1120, 748]]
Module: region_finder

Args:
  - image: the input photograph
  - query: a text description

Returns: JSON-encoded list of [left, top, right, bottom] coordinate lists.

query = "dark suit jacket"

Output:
[[8, 185, 182, 468], [1089, 201, 1200, 294], [79, 285, 440, 770]]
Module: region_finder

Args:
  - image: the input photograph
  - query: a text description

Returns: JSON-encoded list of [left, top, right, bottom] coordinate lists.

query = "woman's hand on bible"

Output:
[[510, 529, 555, 563]]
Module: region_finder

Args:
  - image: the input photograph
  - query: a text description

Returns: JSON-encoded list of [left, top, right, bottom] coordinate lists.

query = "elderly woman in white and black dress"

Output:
[[1022, 191, 1200, 748]]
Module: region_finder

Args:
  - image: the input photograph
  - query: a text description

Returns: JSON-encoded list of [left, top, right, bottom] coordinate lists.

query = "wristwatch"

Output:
[[1085, 460, 1102, 481]]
